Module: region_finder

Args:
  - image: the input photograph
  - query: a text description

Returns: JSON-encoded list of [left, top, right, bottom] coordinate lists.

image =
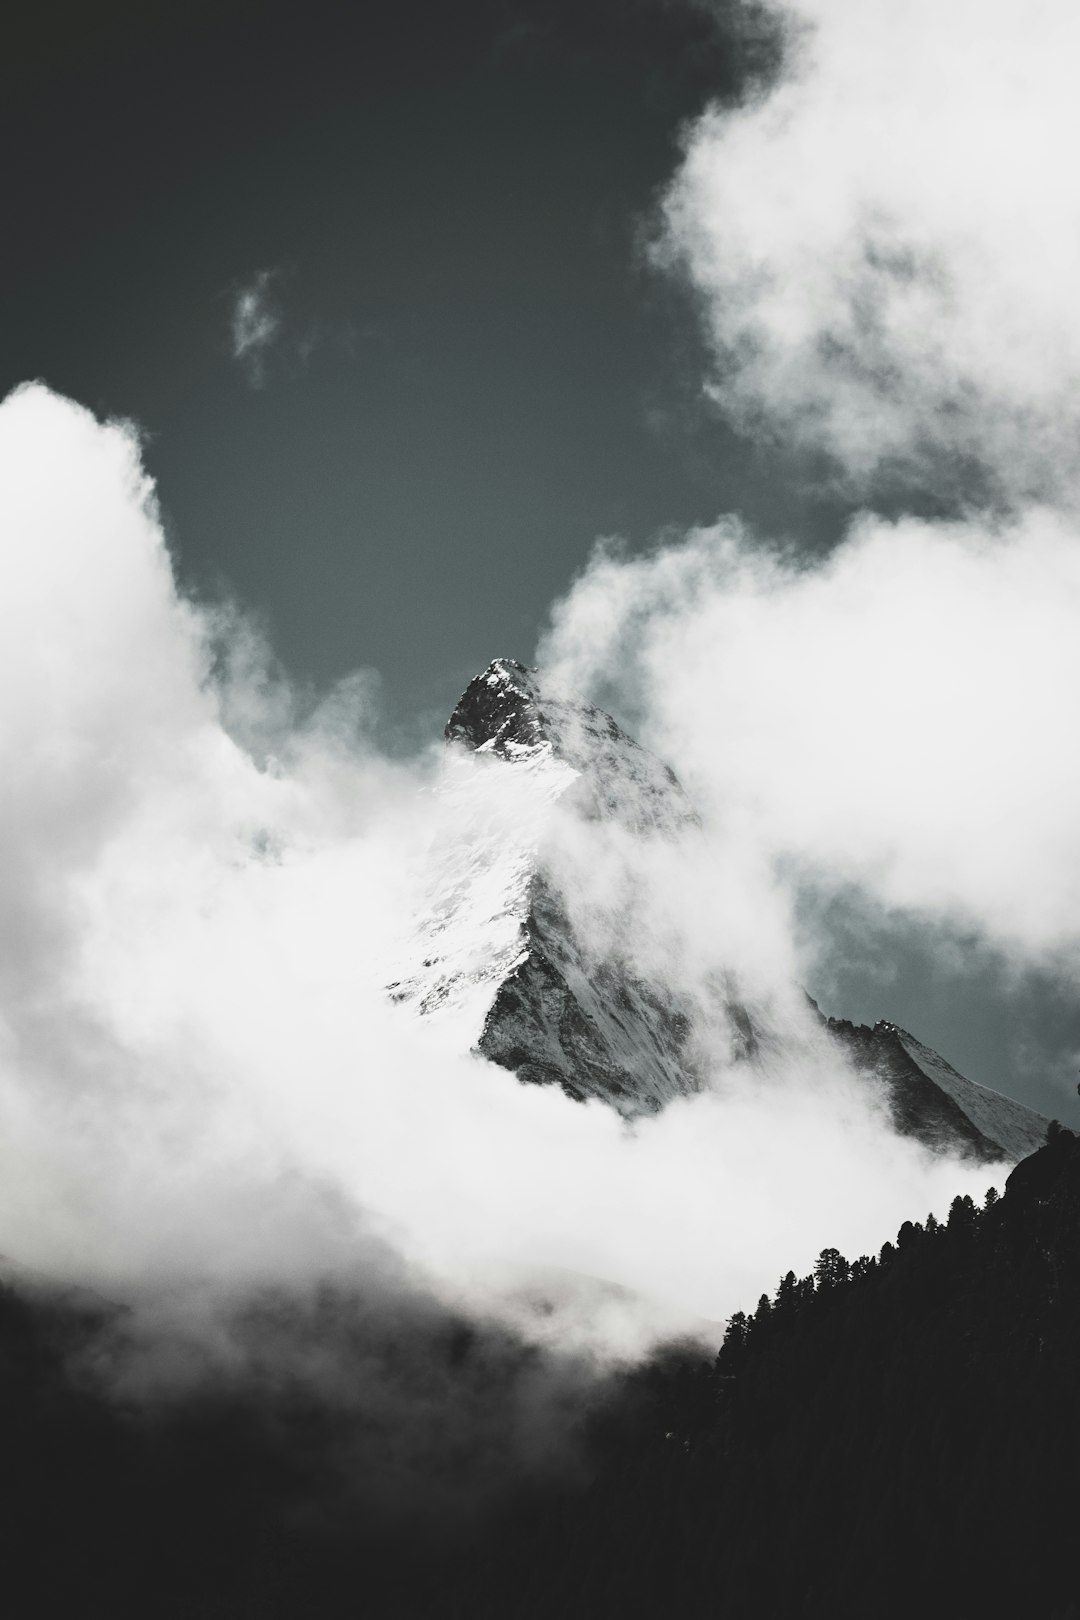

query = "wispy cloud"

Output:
[[227, 272, 378, 384], [229, 269, 282, 387]]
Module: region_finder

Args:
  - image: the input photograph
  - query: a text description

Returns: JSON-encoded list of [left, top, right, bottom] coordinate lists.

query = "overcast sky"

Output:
[[3, 0, 1078, 1126]]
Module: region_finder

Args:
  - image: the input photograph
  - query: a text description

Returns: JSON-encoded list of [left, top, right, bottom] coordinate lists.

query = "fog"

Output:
[[0, 383, 998, 1390]]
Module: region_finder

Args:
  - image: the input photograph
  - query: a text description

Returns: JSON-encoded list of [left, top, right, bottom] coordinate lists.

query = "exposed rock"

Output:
[[823, 1015, 1049, 1163]]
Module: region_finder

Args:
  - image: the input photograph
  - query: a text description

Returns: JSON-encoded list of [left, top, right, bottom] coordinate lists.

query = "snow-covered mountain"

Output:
[[389, 658, 705, 1113], [391, 657, 1050, 1162]]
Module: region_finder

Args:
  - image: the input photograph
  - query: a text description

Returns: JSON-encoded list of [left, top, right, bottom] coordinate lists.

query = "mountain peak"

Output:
[[385, 656, 706, 1114], [446, 658, 696, 832], [445, 658, 547, 758]]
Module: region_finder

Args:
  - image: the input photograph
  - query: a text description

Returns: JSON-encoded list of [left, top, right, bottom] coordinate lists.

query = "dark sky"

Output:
[[1, 0, 816, 738], [4, 0, 1077, 1119]]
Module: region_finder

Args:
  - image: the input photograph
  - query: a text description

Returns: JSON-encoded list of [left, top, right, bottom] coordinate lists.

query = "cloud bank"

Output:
[[540, 511, 1080, 963], [0, 383, 995, 1381], [530, 0, 1080, 1116], [660, 0, 1080, 504]]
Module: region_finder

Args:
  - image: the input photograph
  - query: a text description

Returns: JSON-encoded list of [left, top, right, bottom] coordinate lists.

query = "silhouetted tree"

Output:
[[814, 1247, 849, 1290]]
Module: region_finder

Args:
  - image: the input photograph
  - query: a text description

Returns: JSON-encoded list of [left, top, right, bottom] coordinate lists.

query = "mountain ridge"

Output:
[[396, 657, 1051, 1159]]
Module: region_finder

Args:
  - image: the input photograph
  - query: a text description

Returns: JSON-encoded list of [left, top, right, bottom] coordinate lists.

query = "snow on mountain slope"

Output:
[[893, 1026, 1050, 1161], [387, 731, 578, 1050], [391, 657, 1051, 1160], [389, 658, 704, 1113]]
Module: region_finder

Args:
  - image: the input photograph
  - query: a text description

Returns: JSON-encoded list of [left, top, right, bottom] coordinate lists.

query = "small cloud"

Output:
[[230, 270, 282, 388]]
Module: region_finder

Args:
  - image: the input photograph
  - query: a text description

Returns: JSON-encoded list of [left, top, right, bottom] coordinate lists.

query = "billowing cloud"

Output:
[[230, 269, 282, 386], [659, 0, 1080, 503], [540, 511, 1080, 965], [0, 383, 996, 1378]]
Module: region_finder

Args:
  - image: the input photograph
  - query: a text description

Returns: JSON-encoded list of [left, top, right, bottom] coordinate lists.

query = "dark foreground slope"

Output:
[[597, 1122, 1080, 1620], [5, 1132, 1080, 1619]]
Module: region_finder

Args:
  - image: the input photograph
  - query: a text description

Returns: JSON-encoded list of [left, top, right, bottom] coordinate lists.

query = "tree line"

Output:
[[3, 1126, 1080, 1617]]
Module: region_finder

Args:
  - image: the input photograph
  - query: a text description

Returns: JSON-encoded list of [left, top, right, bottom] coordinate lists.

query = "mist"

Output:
[[0, 381, 1000, 1410], [526, 0, 1080, 1121]]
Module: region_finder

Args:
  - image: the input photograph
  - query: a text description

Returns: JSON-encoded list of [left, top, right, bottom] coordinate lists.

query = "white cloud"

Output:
[[582, 0, 1080, 1022], [230, 269, 282, 386], [0, 384, 995, 1371], [660, 0, 1080, 503], [540, 508, 1080, 965]]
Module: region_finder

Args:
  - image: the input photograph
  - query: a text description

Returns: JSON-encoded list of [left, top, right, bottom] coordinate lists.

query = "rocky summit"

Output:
[[445, 656, 698, 832], [390, 658, 705, 1113]]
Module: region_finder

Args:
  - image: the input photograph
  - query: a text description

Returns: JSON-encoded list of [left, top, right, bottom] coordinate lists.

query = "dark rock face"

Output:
[[821, 1016, 1050, 1163], [826, 1018, 1002, 1161], [475, 874, 702, 1113], [446, 658, 548, 756]]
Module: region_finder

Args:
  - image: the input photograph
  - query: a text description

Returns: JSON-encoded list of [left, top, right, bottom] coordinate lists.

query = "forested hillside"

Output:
[[4, 1129, 1080, 1618], [553, 1121, 1080, 1620]]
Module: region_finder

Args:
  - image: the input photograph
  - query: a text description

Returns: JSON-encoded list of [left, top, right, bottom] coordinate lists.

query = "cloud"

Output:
[[226, 273, 370, 385], [0, 383, 996, 1386], [658, 0, 1080, 504], [230, 269, 282, 386], [546, 0, 1080, 1103], [540, 511, 1080, 967]]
